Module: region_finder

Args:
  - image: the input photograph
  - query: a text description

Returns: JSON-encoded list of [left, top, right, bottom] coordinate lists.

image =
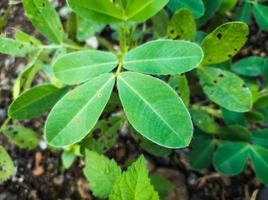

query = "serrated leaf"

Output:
[[9, 84, 68, 120], [231, 56, 265, 77], [83, 151, 121, 198], [213, 142, 249, 176], [0, 36, 40, 57], [251, 129, 268, 148], [201, 22, 249, 65], [250, 145, 268, 185], [117, 72, 193, 148], [0, 146, 14, 182], [188, 134, 215, 170], [45, 73, 115, 147], [53, 50, 118, 85], [168, 0, 205, 18], [198, 67, 252, 112], [3, 125, 39, 149], [23, 0, 66, 44], [168, 8, 197, 41], [253, 4, 268, 31], [123, 40, 203, 75], [109, 156, 159, 200]]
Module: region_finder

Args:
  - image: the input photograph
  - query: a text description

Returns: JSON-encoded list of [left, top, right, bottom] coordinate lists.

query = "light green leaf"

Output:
[[123, 40, 203, 75], [3, 125, 39, 149], [201, 22, 249, 65], [219, 0, 238, 13], [253, 4, 268, 31], [251, 129, 268, 148], [83, 150, 121, 198], [67, 0, 123, 23], [254, 93, 268, 109], [117, 72, 193, 148], [23, 0, 65, 44], [168, 0, 205, 18], [15, 29, 42, 45], [0, 146, 14, 182], [109, 156, 159, 200], [235, 1, 252, 23], [188, 134, 215, 170], [168, 74, 190, 107], [213, 142, 249, 176], [0, 36, 40, 57], [9, 84, 68, 120], [45, 73, 115, 147], [168, 8, 197, 41], [198, 67, 252, 112], [61, 151, 76, 169], [53, 50, 118, 85], [250, 145, 268, 185], [231, 56, 265, 77], [124, 0, 168, 22]]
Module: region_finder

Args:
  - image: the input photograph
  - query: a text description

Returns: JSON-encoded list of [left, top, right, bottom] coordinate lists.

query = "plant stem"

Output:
[[0, 117, 10, 132], [192, 105, 223, 118]]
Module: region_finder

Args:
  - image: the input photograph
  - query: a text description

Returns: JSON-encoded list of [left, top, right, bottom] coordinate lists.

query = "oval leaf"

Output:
[[253, 4, 268, 31], [123, 40, 203, 75], [213, 142, 249, 176], [201, 22, 249, 65], [23, 0, 65, 44], [117, 72, 193, 148], [8, 84, 68, 120], [53, 50, 118, 85], [45, 73, 115, 147], [198, 67, 252, 112], [0, 146, 14, 182]]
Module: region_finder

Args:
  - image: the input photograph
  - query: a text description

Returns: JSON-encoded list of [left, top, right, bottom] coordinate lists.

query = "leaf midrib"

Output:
[[119, 76, 183, 142], [124, 56, 199, 64]]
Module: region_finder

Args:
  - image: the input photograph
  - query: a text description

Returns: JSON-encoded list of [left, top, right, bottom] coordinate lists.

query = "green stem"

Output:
[[192, 104, 223, 118], [0, 117, 10, 132]]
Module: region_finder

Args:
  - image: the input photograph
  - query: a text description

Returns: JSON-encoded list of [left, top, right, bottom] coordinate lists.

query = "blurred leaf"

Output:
[[252, 129, 268, 148], [219, 0, 238, 14], [150, 174, 174, 200], [221, 108, 246, 126], [253, 4, 268, 31], [152, 10, 169, 38], [235, 1, 252, 23], [0, 146, 14, 182], [218, 125, 251, 142], [245, 111, 265, 123], [61, 151, 76, 170], [198, 0, 223, 25]]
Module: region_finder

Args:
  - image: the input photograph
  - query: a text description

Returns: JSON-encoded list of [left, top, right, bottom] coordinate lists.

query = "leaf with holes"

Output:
[[3, 125, 39, 149], [0, 146, 14, 182], [168, 8, 197, 41], [53, 50, 118, 85], [123, 39, 203, 75], [201, 22, 249, 65], [45, 73, 115, 147], [213, 142, 249, 176], [198, 67, 252, 112], [9, 84, 68, 120], [117, 72, 193, 148], [23, 0, 66, 44], [109, 156, 159, 200], [83, 150, 121, 198]]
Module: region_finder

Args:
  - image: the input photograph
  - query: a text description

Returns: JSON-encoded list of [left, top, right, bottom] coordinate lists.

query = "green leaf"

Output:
[[9, 84, 68, 120], [245, 111, 265, 123], [22, 0, 65, 44], [15, 29, 42, 45], [250, 145, 268, 185], [221, 108, 246, 126], [198, 67, 252, 112], [45, 73, 115, 147], [217, 125, 251, 142], [124, 0, 168, 22], [168, 8, 197, 41], [168, 74, 190, 107], [0, 36, 40, 57], [0, 146, 14, 182], [254, 93, 268, 109], [117, 72, 193, 148], [150, 174, 174, 200], [231, 56, 265, 77], [253, 4, 268, 31], [219, 0, 238, 13], [123, 39, 203, 75], [67, 0, 123, 24], [109, 156, 159, 200], [61, 151, 76, 169], [235, 1, 252, 23], [188, 134, 215, 170], [83, 150, 121, 198], [53, 50, 118, 85], [213, 142, 249, 176], [3, 125, 39, 149], [201, 22, 249, 65], [152, 10, 169, 38], [168, 0, 205, 18], [190, 108, 218, 134], [198, 0, 223, 25], [251, 129, 268, 148]]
